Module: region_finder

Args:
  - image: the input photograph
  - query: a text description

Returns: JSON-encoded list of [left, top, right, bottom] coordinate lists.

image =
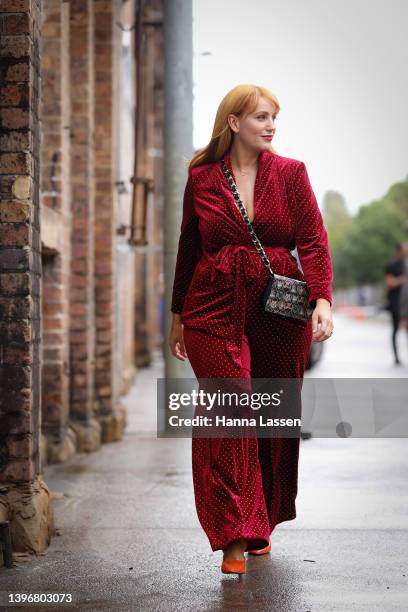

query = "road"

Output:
[[309, 311, 408, 378]]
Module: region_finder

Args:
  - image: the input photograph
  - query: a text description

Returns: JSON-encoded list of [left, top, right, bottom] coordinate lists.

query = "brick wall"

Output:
[[1, 0, 163, 479], [93, 0, 116, 416], [40, 0, 72, 461], [0, 0, 42, 482], [69, 0, 96, 422]]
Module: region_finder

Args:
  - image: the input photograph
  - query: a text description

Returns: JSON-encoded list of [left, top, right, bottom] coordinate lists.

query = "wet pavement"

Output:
[[1, 316, 408, 610]]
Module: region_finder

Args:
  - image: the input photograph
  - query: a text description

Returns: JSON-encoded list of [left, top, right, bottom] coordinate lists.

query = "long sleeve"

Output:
[[171, 171, 202, 314], [293, 161, 333, 307]]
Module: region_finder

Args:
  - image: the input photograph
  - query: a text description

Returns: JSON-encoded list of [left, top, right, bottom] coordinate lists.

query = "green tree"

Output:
[[324, 190, 352, 252], [341, 200, 404, 285], [326, 175, 408, 288]]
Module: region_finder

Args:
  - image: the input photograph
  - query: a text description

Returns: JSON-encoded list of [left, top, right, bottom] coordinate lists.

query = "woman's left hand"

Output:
[[311, 298, 334, 342]]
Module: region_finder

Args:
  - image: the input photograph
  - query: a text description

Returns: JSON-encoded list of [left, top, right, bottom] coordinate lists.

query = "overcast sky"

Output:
[[192, 0, 408, 215]]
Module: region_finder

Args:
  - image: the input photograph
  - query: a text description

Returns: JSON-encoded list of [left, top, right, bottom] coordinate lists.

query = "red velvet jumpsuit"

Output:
[[171, 147, 333, 552]]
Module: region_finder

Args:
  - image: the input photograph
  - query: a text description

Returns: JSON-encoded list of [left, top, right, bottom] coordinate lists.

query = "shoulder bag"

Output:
[[221, 155, 314, 321]]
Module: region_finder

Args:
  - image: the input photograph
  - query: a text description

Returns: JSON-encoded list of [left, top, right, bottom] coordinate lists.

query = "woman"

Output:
[[169, 84, 333, 574]]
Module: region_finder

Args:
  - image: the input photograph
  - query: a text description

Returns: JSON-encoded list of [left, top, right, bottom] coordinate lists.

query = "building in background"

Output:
[[0, 0, 170, 560]]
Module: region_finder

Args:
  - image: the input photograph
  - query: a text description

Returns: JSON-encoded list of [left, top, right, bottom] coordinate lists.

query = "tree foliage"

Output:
[[324, 176, 408, 289]]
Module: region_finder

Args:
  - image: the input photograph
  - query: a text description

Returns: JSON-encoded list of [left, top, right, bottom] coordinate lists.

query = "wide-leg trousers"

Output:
[[182, 287, 314, 552]]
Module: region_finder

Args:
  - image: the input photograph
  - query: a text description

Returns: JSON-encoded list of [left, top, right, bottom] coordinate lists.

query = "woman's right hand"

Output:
[[169, 314, 188, 361]]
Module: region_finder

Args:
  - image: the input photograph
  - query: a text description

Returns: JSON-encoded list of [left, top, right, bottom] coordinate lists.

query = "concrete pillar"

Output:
[[163, 0, 195, 380], [113, 0, 137, 395]]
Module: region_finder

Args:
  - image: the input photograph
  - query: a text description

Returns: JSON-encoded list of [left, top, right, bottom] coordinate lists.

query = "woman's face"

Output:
[[228, 96, 277, 152]]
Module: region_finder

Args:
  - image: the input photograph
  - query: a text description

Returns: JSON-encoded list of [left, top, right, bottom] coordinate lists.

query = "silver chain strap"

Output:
[[221, 156, 274, 278]]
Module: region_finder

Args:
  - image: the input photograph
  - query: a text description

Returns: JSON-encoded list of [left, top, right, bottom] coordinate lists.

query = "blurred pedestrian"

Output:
[[399, 245, 408, 336], [384, 243, 407, 365]]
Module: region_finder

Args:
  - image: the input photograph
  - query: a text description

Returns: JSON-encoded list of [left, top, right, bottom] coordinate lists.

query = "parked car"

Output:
[[289, 248, 325, 371], [306, 340, 324, 370]]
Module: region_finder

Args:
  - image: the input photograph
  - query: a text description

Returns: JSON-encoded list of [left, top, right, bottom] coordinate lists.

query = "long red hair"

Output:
[[187, 84, 280, 173]]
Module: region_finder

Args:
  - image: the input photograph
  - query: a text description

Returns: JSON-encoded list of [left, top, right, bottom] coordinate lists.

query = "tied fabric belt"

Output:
[[205, 244, 290, 369]]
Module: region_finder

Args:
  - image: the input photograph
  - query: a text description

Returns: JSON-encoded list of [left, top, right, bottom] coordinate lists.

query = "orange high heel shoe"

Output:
[[247, 538, 272, 555], [221, 558, 246, 574]]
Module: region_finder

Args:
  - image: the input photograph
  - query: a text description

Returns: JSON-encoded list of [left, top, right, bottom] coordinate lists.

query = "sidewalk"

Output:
[[1, 351, 407, 611]]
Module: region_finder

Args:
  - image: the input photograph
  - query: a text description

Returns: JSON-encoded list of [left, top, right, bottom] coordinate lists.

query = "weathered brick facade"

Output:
[[0, 0, 164, 563], [40, 0, 74, 464], [68, 0, 101, 450], [93, 0, 120, 433], [0, 0, 54, 553]]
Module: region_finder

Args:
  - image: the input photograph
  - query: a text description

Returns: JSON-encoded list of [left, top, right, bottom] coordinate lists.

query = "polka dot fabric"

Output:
[[171, 147, 333, 552]]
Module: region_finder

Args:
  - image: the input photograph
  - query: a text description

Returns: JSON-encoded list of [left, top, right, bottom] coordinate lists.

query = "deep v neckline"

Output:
[[223, 148, 265, 224]]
